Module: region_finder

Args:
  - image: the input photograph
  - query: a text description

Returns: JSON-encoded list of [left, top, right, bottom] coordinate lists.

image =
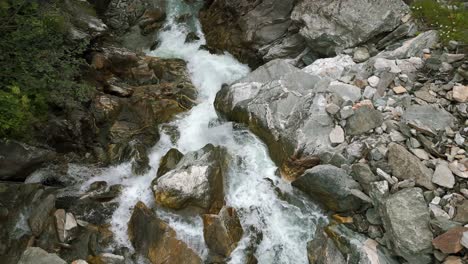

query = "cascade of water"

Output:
[[81, 1, 326, 263]]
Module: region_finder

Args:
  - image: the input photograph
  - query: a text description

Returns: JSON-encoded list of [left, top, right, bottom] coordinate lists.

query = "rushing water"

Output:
[[78, 1, 327, 263]]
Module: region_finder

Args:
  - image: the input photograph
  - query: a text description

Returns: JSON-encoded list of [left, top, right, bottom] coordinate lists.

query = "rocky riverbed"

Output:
[[1, 0, 467, 264]]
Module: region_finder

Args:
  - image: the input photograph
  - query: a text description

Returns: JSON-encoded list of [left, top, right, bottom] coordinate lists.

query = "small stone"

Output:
[[441, 53, 465, 64], [422, 48, 431, 54], [431, 196, 441, 205], [393, 86, 407, 94], [363, 86, 376, 99], [453, 85, 468, 103], [326, 103, 341, 115], [430, 204, 450, 219], [340, 106, 354, 119], [398, 74, 409, 83], [390, 130, 406, 142], [440, 62, 454, 73], [329, 126, 345, 144], [353, 47, 370, 63], [449, 160, 467, 178], [432, 162, 456, 189], [432, 227, 468, 254], [367, 76, 380, 87], [453, 200, 468, 223]]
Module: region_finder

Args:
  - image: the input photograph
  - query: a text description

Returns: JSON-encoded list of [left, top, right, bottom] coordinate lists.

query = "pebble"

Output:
[[340, 106, 354, 119], [329, 126, 345, 144], [367, 76, 380, 87], [393, 86, 407, 94], [363, 86, 376, 99], [326, 103, 340, 115], [453, 85, 468, 103]]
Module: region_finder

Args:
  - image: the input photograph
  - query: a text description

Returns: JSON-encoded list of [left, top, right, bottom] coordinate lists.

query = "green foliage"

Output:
[[411, 0, 468, 44], [0, 0, 92, 138]]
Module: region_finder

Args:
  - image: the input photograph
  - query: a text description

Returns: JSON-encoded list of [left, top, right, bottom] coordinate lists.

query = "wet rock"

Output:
[[203, 206, 243, 258], [432, 227, 468, 254], [17, 247, 66, 264], [156, 148, 184, 178], [199, 0, 301, 67], [307, 229, 346, 264], [128, 201, 201, 264], [28, 194, 56, 236], [0, 140, 56, 181], [345, 107, 383, 135], [152, 144, 228, 213], [292, 165, 362, 212], [381, 188, 433, 263], [215, 60, 333, 179], [325, 224, 399, 264], [432, 162, 455, 189], [387, 143, 435, 190]]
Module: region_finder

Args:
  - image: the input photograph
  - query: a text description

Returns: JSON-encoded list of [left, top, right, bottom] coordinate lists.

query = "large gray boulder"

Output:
[[152, 144, 228, 213], [215, 59, 334, 179], [0, 140, 56, 181], [17, 247, 66, 264], [381, 188, 433, 263], [291, 0, 409, 56], [292, 165, 362, 212]]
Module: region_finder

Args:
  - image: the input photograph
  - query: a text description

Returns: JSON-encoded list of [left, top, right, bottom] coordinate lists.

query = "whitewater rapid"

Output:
[[79, 1, 326, 263]]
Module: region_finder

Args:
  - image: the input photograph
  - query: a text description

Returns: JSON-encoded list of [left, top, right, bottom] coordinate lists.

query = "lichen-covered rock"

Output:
[[128, 201, 202, 264], [152, 144, 228, 213]]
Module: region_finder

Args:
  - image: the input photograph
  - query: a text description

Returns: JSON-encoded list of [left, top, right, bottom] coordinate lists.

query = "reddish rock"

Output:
[[432, 227, 468, 254]]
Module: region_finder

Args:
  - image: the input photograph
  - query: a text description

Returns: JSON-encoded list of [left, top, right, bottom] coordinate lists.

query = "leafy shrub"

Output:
[[0, 0, 92, 138], [411, 0, 468, 43]]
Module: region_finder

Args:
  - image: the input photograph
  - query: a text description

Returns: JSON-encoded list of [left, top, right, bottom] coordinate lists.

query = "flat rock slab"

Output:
[[402, 105, 456, 133]]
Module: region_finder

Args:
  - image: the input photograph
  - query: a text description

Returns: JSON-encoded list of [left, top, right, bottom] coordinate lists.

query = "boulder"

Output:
[[381, 188, 433, 263], [215, 59, 333, 180], [17, 247, 66, 264], [324, 224, 399, 264], [292, 165, 362, 212], [156, 148, 184, 178], [377, 30, 439, 59], [128, 201, 202, 264], [303, 55, 355, 80], [345, 107, 383, 135], [387, 143, 435, 190], [203, 206, 243, 258], [291, 0, 409, 56], [307, 229, 346, 264], [0, 140, 56, 181], [152, 144, 228, 213], [28, 194, 56, 236], [199, 0, 304, 67]]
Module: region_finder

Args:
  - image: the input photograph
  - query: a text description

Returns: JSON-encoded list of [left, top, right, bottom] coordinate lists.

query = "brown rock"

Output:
[[453, 85, 468, 103], [128, 202, 202, 264], [432, 227, 468, 254], [203, 206, 243, 258], [443, 256, 463, 264]]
